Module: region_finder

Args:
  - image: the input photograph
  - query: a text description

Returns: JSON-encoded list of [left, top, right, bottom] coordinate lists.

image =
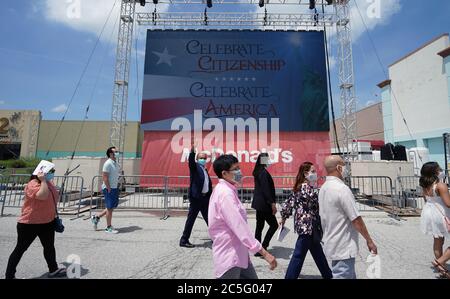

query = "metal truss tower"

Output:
[[334, 0, 357, 161], [110, 0, 357, 163], [110, 0, 136, 164]]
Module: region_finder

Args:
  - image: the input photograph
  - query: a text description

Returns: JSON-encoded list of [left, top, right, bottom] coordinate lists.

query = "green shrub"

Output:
[[23, 158, 42, 169], [0, 158, 43, 169], [10, 160, 27, 168]]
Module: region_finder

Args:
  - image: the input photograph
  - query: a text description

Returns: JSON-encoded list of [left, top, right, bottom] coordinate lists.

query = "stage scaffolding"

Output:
[[110, 0, 357, 162]]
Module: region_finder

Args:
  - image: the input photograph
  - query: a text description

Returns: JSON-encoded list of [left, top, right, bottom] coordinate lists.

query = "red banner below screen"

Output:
[[141, 131, 331, 185]]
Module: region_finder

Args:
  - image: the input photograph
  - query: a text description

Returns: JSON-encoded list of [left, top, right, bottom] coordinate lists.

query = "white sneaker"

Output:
[[105, 226, 118, 234]]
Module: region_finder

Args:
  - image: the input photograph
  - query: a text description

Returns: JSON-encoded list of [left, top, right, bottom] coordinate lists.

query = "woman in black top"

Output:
[[252, 153, 279, 256]]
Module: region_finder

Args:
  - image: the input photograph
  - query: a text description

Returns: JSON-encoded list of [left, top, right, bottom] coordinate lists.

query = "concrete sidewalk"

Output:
[[0, 208, 447, 279]]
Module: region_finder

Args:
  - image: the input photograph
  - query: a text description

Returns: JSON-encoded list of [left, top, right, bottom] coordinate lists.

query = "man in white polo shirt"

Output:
[[319, 155, 378, 279], [91, 147, 121, 234]]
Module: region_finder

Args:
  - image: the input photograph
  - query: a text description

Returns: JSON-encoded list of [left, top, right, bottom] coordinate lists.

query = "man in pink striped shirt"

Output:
[[208, 154, 277, 279]]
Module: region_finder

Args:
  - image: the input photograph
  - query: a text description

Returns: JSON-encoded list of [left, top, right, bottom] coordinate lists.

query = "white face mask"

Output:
[[438, 171, 446, 180], [261, 156, 271, 167], [306, 172, 318, 183]]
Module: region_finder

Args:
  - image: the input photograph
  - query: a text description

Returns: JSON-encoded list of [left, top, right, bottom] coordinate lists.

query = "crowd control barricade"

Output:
[[395, 175, 425, 215], [84, 174, 422, 219], [1, 175, 85, 217], [52, 175, 85, 217], [0, 174, 29, 216], [89, 175, 167, 217], [348, 176, 398, 217]]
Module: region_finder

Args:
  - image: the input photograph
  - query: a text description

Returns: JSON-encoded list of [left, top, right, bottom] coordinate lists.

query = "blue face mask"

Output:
[[45, 173, 55, 181], [232, 169, 243, 183], [197, 159, 206, 166], [114, 152, 120, 158]]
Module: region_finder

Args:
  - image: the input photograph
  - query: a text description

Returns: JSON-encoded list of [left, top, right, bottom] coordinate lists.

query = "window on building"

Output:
[[0, 144, 21, 160]]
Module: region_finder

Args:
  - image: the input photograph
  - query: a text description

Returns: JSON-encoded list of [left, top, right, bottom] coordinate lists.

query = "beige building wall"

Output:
[[388, 34, 449, 139], [37, 121, 142, 158], [330, 102, 384, 146], [0, 110, 41, 158]]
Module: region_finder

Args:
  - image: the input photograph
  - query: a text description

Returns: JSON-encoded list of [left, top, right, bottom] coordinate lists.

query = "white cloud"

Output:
[[51, 104, 68, 113], [43, 0, 401, 44], [349, 0, 402, 42], [44, 0, 168, 42], [45, 0, 120, 40]]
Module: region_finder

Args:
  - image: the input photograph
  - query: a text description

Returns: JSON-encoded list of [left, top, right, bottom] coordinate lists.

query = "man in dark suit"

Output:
[[179, 141, 212, 248]]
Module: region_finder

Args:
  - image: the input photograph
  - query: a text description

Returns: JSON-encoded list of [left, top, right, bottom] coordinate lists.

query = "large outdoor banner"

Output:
[[141, 30, 330, 178]]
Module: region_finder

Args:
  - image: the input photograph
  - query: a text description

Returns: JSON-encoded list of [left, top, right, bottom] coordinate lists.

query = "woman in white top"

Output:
[[419, 162, 450, 279]]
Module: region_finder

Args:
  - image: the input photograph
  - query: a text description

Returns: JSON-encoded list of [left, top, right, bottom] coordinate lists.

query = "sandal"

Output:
[[432, 260, 450, 279]]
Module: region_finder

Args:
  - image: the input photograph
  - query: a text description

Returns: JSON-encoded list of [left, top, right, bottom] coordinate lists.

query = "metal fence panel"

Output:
[[2, 173, 432, 218], [0, 174, 29, 216], [395, 176, 425, 210], [89, 175, 167, 214], [52, 176, 85, 215], [166, 176, 190, 210], [348, 176, 396, 215], [1, 175, 85, 217]]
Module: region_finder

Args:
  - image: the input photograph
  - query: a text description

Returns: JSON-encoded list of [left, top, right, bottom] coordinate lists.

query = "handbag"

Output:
[[50, 191, 65, 233], [312, 215, 323, 243]]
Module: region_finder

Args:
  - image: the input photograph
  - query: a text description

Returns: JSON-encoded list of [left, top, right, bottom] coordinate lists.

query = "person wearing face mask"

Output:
[[179, 140, 212, 248], [5, 168, 67, 279], [208, 154, 277, 279], [318, 155, 377, 279], [280, 162, 332, 279], [91, 147, 121, 234], [419, 162, 450, 279], [251, 153, 278, 256]]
